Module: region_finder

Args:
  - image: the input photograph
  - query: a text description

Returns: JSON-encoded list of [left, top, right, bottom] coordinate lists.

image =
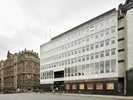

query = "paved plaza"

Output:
[[0, 93, 132, 100]]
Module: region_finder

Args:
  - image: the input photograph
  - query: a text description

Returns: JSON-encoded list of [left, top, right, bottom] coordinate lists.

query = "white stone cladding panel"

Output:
[[118, 40, 125, 50], [118, 30, 124, 39], [126, 9, 133, 70], [118, 52, 125, 60], [118, 19, 125, 28], [118, 62, 126, 77]]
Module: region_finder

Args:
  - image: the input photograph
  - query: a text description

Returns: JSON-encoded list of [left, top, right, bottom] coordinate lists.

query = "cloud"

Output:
[[0, 0, 125, 60]]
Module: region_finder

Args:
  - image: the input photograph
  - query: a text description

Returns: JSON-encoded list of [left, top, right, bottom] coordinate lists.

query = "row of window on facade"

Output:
[[41, 59, 116, 80], [65, 82, 115, 91], [43, 15, 116, 51], [43, 25, 116, 56], [41, 48, 116, 70], [64, 59, 116, 77], [41, 70, 53, 79], [44, 37, 116, 63]]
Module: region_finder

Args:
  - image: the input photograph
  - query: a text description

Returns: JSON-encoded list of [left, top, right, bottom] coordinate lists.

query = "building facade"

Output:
[[0, 49, 40, 93], [0, 61, 4, 92], [40, 0, 133, 95]]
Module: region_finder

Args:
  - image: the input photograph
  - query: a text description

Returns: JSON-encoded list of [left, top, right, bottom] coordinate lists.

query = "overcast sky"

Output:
[[0, 0, 125, 60]]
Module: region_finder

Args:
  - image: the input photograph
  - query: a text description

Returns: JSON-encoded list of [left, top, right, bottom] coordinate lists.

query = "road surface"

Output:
[[0, 93, 132, 100]]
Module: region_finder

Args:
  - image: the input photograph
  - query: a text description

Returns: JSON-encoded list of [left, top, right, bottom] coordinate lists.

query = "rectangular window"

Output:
[[79, 84, 85, 90], [105, 39, 110, 46], [72, 84, 77, 90], [70, 67, 74, 76], [105, 50, 110, 56], [100, 61, 104, 73], [82, 65, 85, 76], [100, 41, 104, 47], [65, 61, 67, 65], [89, 63, 94, 74], [71, 51, 74, 55], [90, 54, 94, 60], [82, 47, 85, 52], [78, 58, 81, 62], [82, 56, 86, 62], [71, 59, 74, 64], [91, 44, 94, 50], [90, 25, 95, 32], [87, 83, 93, 90], [68, 68, 70, 76], [68, 60, 70, 64], [107, 83, 114, 90], [77, 65, 82, 76], [65, 53, 67, 57], [75, 50, 77, 54], [65, 68, 68, 77], [95, 43, 99, 49], [75, 68, 78, 76], [82, 65, 86, 70], [105, 60, 110, 73], [95, 62, 99, 74], [86, 55, 89, 60], [96, 83, 103, 90], [66, 84, 70, 90], [68, 52, 70, 56], [86, 64, 89, 69], [111, 37, 116, 44], [100, 51, 104, 57], [74, 66, 77, 76], [111, 59, 116, 72], [86, 45, 89, 51], [95, 52, 99, 58], [111, 48, 116, 55], [78, 49, 81, 53], [62, 61, 65, 66], [74, 58, 77, 63]]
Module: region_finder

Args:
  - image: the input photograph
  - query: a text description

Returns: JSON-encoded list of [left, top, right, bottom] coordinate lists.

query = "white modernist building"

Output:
[[40, 0, 133, 95]]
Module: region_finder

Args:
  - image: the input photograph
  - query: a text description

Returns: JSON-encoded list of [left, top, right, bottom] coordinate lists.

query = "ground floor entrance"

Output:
[[126, 69, 133, 96], [54, 81, 64, 92]]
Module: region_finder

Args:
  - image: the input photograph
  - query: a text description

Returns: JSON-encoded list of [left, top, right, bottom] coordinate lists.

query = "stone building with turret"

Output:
[[0, 49, 40, 93]]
